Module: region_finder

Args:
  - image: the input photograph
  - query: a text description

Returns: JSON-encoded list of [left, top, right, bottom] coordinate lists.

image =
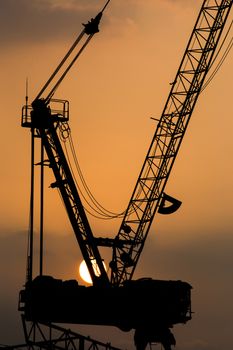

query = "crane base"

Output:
[[19, 275, 192, 331]]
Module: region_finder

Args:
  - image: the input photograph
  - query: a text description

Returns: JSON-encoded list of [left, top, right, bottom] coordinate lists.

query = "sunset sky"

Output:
[[0, 1, 233, 349]]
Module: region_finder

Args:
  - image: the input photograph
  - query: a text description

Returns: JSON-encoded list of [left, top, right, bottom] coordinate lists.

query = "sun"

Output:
[[79, 259, 107, 284], [79, 260, 93, 284]]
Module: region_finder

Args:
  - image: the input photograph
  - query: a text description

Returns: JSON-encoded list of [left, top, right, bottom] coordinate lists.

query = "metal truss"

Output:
[[1, 317, 122, 350], [110, 0, 232, 286]]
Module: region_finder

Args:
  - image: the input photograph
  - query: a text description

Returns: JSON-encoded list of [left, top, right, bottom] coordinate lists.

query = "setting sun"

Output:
[[79, 260, 107, 284]]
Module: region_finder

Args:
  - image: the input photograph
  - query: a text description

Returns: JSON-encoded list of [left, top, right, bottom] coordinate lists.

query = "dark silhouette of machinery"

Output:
[[18, 1, 232, 350], [2, 318, 122, 350]]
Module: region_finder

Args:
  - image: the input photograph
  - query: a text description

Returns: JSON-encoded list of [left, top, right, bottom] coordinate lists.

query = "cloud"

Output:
[[0, 0, 201, 47], [0, 0, 103, 46]]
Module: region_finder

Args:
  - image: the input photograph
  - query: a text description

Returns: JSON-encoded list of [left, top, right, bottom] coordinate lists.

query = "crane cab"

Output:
[[21, 98, 69, 129]]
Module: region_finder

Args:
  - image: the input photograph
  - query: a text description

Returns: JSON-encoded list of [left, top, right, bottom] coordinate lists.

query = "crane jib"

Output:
[[110, 0, 233, 287]]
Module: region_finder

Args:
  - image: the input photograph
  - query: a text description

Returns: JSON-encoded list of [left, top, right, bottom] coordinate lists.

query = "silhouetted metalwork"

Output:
[[20, 81, 192, 350], [110, 0, 233, 288], [34, 1, 111, 103], [19, 1, 232, 350], [22, 97, 109, 287], [19, 276, 191, 331], [1, 316, 122, 350]]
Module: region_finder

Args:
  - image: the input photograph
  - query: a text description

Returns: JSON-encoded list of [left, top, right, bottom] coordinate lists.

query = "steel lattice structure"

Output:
[[110, 0, 232, 286], [1, 317, 122, 350], [18, 1, 232, 350]]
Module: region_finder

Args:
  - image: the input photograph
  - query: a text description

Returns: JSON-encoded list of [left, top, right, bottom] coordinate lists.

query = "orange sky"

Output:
[[0, 1, 233, 349]]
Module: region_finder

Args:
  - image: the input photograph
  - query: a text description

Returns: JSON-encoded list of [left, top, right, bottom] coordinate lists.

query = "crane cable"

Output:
[[68, 134, 125, 218], [64, 137, 124, 220], [66, 134, 142, 220], [58, 122, 142, 220], [58, 123, 125, 219], [201, 19, 233, 92]]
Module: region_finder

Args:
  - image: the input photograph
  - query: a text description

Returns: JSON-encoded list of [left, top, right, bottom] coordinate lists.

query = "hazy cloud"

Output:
[[0, 0, 103, 46], [0, 0, 198, 46]]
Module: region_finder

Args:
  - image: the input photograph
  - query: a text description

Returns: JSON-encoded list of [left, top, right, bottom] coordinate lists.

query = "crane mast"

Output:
[[110, 0, 232, 286], [32, 102, 109, 287], [21, 8, 110, 286]]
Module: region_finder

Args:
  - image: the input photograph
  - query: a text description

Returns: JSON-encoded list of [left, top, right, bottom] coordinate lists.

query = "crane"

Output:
[[110, 0, 233, 287], [18, 1, 232, 350]]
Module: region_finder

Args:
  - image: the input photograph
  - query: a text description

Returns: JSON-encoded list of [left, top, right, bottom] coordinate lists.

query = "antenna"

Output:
[[25, 77, 29, 108], [101, 0, 111, 13]]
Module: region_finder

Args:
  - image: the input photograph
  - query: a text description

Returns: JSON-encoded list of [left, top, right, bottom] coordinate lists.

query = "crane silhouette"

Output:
[[16, 1, 233, 350]]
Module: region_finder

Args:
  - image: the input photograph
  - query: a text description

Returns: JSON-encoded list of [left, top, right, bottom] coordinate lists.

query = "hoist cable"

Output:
[[63, 141, 107, 217], [68, 133, 125, 217], [63, 138, 123, 219], [69, 146, 125, 219], [65, 131, 144, 220], [208, 20, 233, 72], [68, 134, 142, 219], [201, 19, 233, 92], [201, 37, 233, 92], [56, 182, 114, 221], [59, 126, 139, 220]]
